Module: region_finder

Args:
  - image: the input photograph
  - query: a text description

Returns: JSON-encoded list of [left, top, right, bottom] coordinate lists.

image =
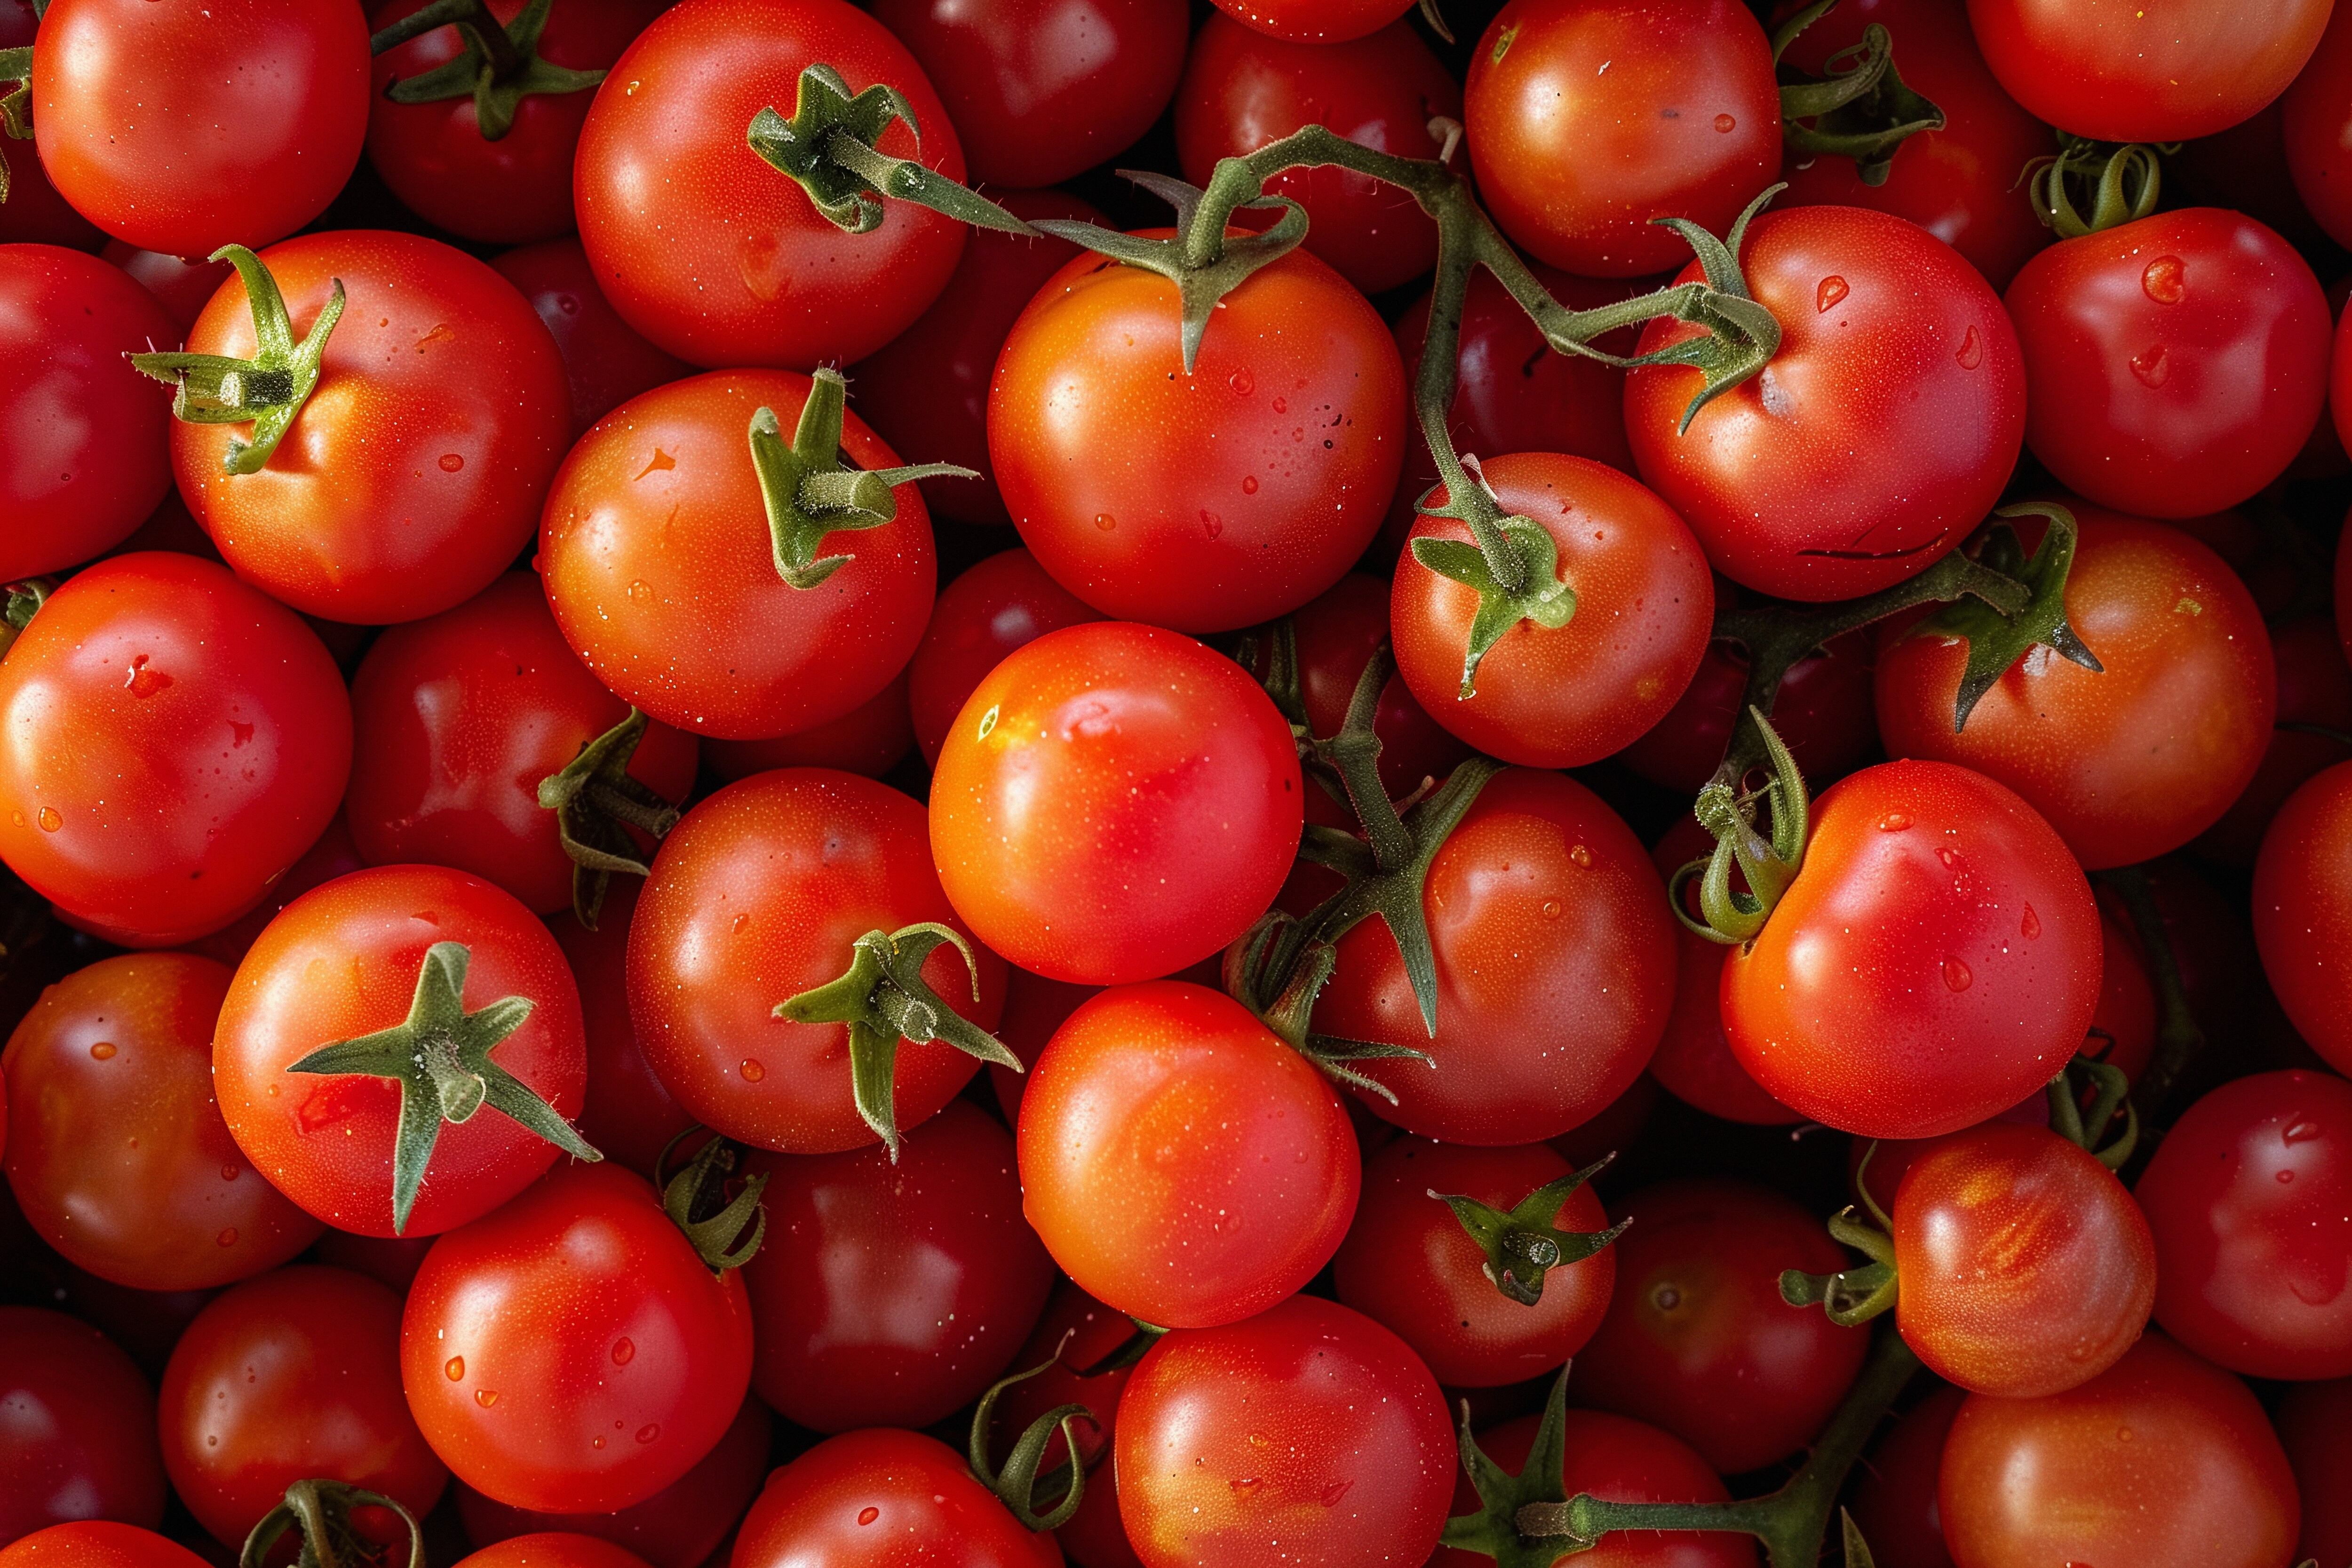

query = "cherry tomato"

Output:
[[2283, 0, 2352, 250], [0, 1524, 212, 1568], [1618, 629, 1879, 797], [987, 1281, 1143, 1568], [2253, 765, 2352, 1076], [0, 2, 102, 252], [548, 883, 694, 1183], [184, 816, 367, 972], [1206, 0, 1411, 44], [1647, 818, 1797, 1125], [489, 239, 693, 440], [905, 550, 1104, 769], [455, 1537, 654, 1568], [2195, 617, 2352, 866], [703, 671, 915, 782], [100, 244, 232, 337], [985, 966, 1100, 1127], [0, 1309, 166, 1547], [731, 1427, 1057, 1568], [1844, 1383, 1963, 1568], [2275, 1376, 2352, 1568]]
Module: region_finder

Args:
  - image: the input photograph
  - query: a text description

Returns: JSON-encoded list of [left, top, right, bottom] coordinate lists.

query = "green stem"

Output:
[[372, 0, 524, 76], [2091, 864, 2205, 1126]]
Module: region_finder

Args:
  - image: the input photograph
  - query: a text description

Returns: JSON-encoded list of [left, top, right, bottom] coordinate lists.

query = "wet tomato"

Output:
[[0, 1309, 166, 1547], [1619, 630, 1879, 798], [904, 549, 1104, 769], [701, 672, 915, 782], [2253, 764, 2352, 1076], [1647, 817, 1797, 1126], [548, 883, 695, 1184], [489, 239, 693, 440], [731, 1427, 1057, 1568], [0, 1524, 213, 1568]]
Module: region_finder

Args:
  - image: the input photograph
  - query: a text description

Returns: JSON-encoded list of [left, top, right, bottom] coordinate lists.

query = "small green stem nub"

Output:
[[1671, 708, 1810, 945], [1892, 501, 2102, 733], [373, 0, 606, 142], [1773, 0, 1946, 186], [129, 246, 343, 475], [2046, 1053, 2139, 1169], [655, 1130, 768, 1273], [1432, 1155, 1628, 1306], [243, 1480, 425, 1568], [2025, 134, 2170, 238], [536, 707, 681, 930], [747, 64, 1035, 236], [1779, 1206, 1899, 1326]]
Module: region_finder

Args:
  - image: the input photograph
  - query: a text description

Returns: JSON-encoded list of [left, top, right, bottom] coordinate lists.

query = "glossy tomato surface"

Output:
[[0, 1310, 166, 1548], [0, 1524, 213, 1568], [731, 1428, 1059, 1568], [489, 239, 694, 439], [2253, 763, 2352, 1075], [904, 549, 1104, 768]]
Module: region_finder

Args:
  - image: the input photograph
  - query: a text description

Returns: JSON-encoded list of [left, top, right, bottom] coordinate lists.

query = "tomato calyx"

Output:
[[1409, 457, 1578, 699], [0, 577, 53, 661], [240, 1479, 425, 1568], [370, 0, 607, 142], [2046, 1052, 2140, 1169], [129, 245, 344, 475], [535, 706, 683, 929], [748, 366, 974, 590], [747, 64, 1036, 238], [1430, 1155, 1629, 1307], [1778, 1177, 1899, 1329], [2023, 134, 2170, 239], [1899, 502, 2103, 731], [286, 940, 602, 1233], [968, 1353, 1098, 1532], [2090, 864, 2209, 1127], [654, 1129, 770, 1273], [1672, 707, 1811, 944], [0, 45, 30, 206], [1771, 0, 1946, 187], [771, 921, 1020, 1158]]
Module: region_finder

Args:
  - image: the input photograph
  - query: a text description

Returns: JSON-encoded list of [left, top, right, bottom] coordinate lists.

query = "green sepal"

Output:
[[1438, 1366, 1575, 1568], [1416, 0, 1454, 42], [1780, 1206, 1899, 1326], [1629, 185, 1786, 431], [0, 45, 29, 207], [1670, 707, 1809, 944], [1773, 0, 1946, 186], [1410, 507, 1576, 699], [241, 1480, 425, 1568], [749, 368, 977, 589], [3, 577, 53, 634], [284, 940, 601, 1234], [535, 706, 682, 930], [379, 0, 605, 142], [128, 245, 343, 475], [2046, 1053, 2138, 1170], [1433, 1155, 1629, 1306], [654, 1130, 769, 1273], [1902, 501, 2101, 733], [746, 64, 1034, 236], [2026, 135, 2167, 239], [1067, 1319, 1168, 1377], [969, 1357, 1093, 1532], [1842, 1511, 1879, 1568]]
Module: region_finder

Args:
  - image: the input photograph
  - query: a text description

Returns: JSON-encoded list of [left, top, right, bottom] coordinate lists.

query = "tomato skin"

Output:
[[1115, 1295, 1452, 1568], [1721, 761, 2104, 1141], [2275, 1377, 2352, 1568], [1626, 208, 2026, 602], [489, 239, 693, 441], [100, 244, 231, 337], [213, 865, 588, 1238], [1017, 982, 1359, 1330], [703, 671, 914, 782], [988, 238, 1406, 634], [0, 1309, 167, 1547], [1937, 1332, 2300, 1568], [1845, 1383, 1963, 1568], [984, 967, 1100, 1127], [2283, 0, 2352, 250], [540, 369, 936, 741], [346, 574, 700, 916], [455, 1536, 655, 1568], [988, 1281, 1143, 1568], [1875, 509, 2276, 870], [400, 1162, 755, 1514], [930, 622, 1303, 986], [159, 1266, 447, 1549], [0, 553, 352, 947], [1647, 819, 1797, 1126], [731, 1427, 1060, 1568], [32, 0, 368, 257], [573, 0, 969, 370], [906, 550, 1104, 769], [0, 247, 175, 580], [1206, 0, 1411, 43], [2195, 616, 2352, 865], [2131, 1068, 2352, 1379], [2252, 765, 2352, 1077], [0, 1524, 213, 1568], [0, 4, 103, 253], [548, 883, 695, 1184], [740, 1102, 1053, 1433], [1619, 629, 1879, 798], [184, 816, 366, 972]]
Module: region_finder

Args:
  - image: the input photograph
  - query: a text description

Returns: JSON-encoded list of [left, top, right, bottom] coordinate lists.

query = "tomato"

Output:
[[985, 966, 1100, 1127], [1844, 1383, 1963, 1568], [0, 553, 351, 947], [1465, 0, 1780, 278], [400, 1162, 755, 1514], [1937, 1332, 2300, 1568], [0, 1, 102, 252], [489, 239, 693, 439], [32, 0, 367, 257], [544, 883, 694, 1183], [2132, 1068, 2352, 1379], [455, 1536, 654, 1568], [988, 236, 1406, 633], [2195, 617, 2352, 865], [1315, 768, 1676, 1145], [1331, 1138, 1617, 1388], [732, 1427, 1058, 1568], [1619, 629, 1879, 797], [1647, 818, 1796, 1125], [3, 955, 319, 1292], [0, 1525, 211, 1568], [1392, 453, 1714, 768], [1174, 16, 1460, 296], [574, 0, 969, 369], [2275, 1377, 2352, 1568], [311, 1231, 436, 1294], [346, 573, 699, 917], [2284, 0, 2352, 249], [1206, 0, 1411, 44], [100, 244, 231, 337], [2253, 765, 2352, 1076], [741, 1101, 1053, 1433], [1875, 508, 2276, 869], [987, 1281, 1143, 1568], [159, 1266, 446, 1549], [703, 671, 915, 782], [184, 817, 367, 972], [1017, 982, 1358, 1329], [930, 622, 1302, 986], [1626, 207, 2026, 602], [905, 550, 1104, 769], [0, 1309, 166, 1547], [539, 368, 936, 741], [213, 864, 590, 1238], [1721, 760, 2104, 1140]]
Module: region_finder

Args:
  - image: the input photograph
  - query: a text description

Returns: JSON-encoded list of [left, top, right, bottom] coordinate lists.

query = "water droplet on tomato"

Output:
[[2285, 1119, 2324, 1144], [124, 654, 171, 698], [1815, 276, 1848, 312], [2141, 255, 2185, 303], [1227, 368, 1254, 396], [1201, 510, 1224, 539], [476, 1390, 499, 1408], [857, 1507, 880, 1526], [628, 580, 653, 603], [1231, 1478, 1264, 1499], [730, 912, 750, 935], [1713, 113, 1737, 132], [2277, 1168, 2296, 1183], [445, 1357, 465, 1381], [739, 1059, 765, 1082], [1540, 899, 1563, 919], [438, 454, 464, 473], [1876, 812, 1911, 832], [2021, 905, 2041, 939], [1093, 512, 1117, 531], [215, 1228, 237, 1247], [2129, 345, 2169, 387], [221, 1164, 239, 1181], [1568, 844, 1592, 867], [592, 1436, 605, 1449], [1942, 957, 1973, 991], [36, 807, 60, 832], [1955, 325, 1983, 369], [1241, 475, 1259, 494], [88, 1041, 115, 1060], [636, 1424, 660, 1444], [611, 1338, 635, 1365]]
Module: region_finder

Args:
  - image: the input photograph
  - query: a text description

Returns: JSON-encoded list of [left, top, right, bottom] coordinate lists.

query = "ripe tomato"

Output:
[[985, 965, 1101, 1126], [159, 1266, 447, 1549], [1844, 1383, 1964, 1568], [702, 672, 914, 781], [0, 553, 351, 947], [1626, 207, 2026, 602], [1465, 0, 1780, 277], [1017, 982, 1359, 1329], [2253, 764, 2352, 1076], [2284, 0, 2352, 248], [0, 1525, 211, 1568], [0, 1309, 166, 1547], [32, 0, 368, 257], [184, 816, 367, 972], [400, 1162, 755, 1514], [1207, 0, 1411, 43], [904, 550, 1104, 769], [489, 239, 693, 439], [548, 883, 693, 1183], [2196, 616, 2352, 865], [574, 0, 969, 369], [2275, 1377, 2352, 1568], [0, 1, 102, 252], [987, 1281, 1143, 1568], [732, 1428, 1057, 1568], [1619, 629, 1879, 797], [930, 622, 1302, 986], [1647, 818, 1797, 1125], [455, 1537, 654, 1568], [101, 245, 232, 336], [988, 237, 1406, 633]]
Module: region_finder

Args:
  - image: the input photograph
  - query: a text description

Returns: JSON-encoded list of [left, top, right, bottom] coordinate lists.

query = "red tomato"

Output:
[[1647, 818, 1797, 1125], [1017, 982, 1359, 1330], [184, 816, 367, 972], [2253, 764, 2352, 1075], [573, 0, 969, 369], [100, 244, 231, 337], [2275, 1377, 2352, 1568], [1845, 1384, 1963, 1568], [0, 1309, 166, 1547], [987, 1281, 1143, 1568], [0, 1524, 212, 1568], [0, 553, 351, 947], [905, 550, 1104, 769], [0, 2, 103, 252], [929, 622, 1302, 986], [984, 966, 1100, 1126], [1206, 0, 1411, 43], [2284, 0, 2352, 250], [455, 1536, 654, 1568], [731, 1427, 1058, 1568], [400, 1162, 755, 1514], [489, 239, 693, 439], [548, 882, 694, 1183], [703, 670, 914, 782], [1626, 207, 2026, 602], [1618, 629, 1878, 797], [2195, 616, 2352, 865], [311, 1231, 436, 1294]]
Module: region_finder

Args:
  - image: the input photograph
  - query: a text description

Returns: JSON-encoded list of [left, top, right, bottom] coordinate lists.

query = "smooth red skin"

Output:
[[2196, 617, 2352, 865], [1175, 16, 1459, 296], [906, 550, 1104, 769], [2276, 1377, 2352, 1568], [1571, 1180, 1868, 1475], [1892, 1123, 2155, 1397], [851, 191, 1102, 531], [2254, 764, 2352, 1076], [1627, 208, 2026, 602], [0, 553, 351, 947], [930, 622, 1303, 986], [1017, 983, 1359, 1330], [1394, 454, 1714, 768], [0, 247, 175, 580], [0, 5, 103, 253], [184, 816, 366, 971], [490, 239, 693, 441], [741, 1102, 1051, 1432], [99, 244, 230, 336], [3, 955, 320, 1291], [213, 865, 588, 1238], [872, 0, 1185, 187], [1206, 0, 1410, 43], [346, 574, 699, 916], [456, 1536, 656, 1568], [990, 1282, 1141, 1568], [402, 1162, 755, 1514], [573, 0, 969, 370], [1937, 1332, 2300, 1568], [1966, 0, 2328, 142], [1465, 0, 1780, 278], [540, 369, 936, 740], [704, 670, 914, 782], [0, 1524, 212, 1568], [1331, 1139, 1617, 1388], [456, 1398, 768, 1568], [2132, 1068, 2352, 1379], [628, 769, 1004, 1154], [1846, 1385, 1963, 1568], [985, 966, 1100, 1124], [1721, 760, 2104, 1141], [1647, 818, 1797, 1125], [32, 0, 366, 256], [1317, 768, 1677, 1146], [2005, 209, 2328, 519], [2285, 0, 2352, 249], [548, 883, 694, 1183], [312, 1231, 436, 1293], [0, 1310, 165, 1547], [160, 1266, 446, 1548], [1875, 510, 2276, 869], [731, 1428, 1060, 1568], [988, 236, 1406, 634], [1620, 629, 1878, 796]]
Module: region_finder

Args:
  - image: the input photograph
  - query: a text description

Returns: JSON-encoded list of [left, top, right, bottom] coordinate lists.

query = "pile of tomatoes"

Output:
[[8, 0, 2352, 1563]]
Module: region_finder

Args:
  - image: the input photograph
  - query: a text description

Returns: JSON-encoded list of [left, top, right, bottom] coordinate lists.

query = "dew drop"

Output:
[[1816, 275, 1848, 312], [2285, 1119, 2324, 1145], [1230, 1478, 1263, 1499], [1937, 846, 1961, 868], [730, 912, 750, 935], [857, 1507, 880, 1526], [1320, 1480, 1356, 1507], [1955, 325, 1983, 370], [628, 580, 653, 603], [437, 453, 465, 473], [2277, 1168, 2297, 1183], [1568, 844, 1592, 868], [125, 654, 172, 698], [36, 807, 60, 832], [2129, 344, 2169, 387], [1241, 474, 1259, 494], [8, 811, 18, 826], [1227, 368, 1254, 396], [1272, 396, 1287, 414], [1540, 899, 1563, 919], [2020, 905, 2041, 939], [1942, 956, 1973, 992], [88, 1041, 116, 1060], [221, 1164, 239, 1181], [635, 1424, 660, 1444], [592, 1436, 605, 1449], [1200, 510, 1224, 539], [2141, 255, 2185, 303], [445, 1357, 465, 1381], [476, 1390, 499, 1408], [1713, 113, 1737, 132], [611, 1338, 635, 1366], [1093, 512, 1117, 531], [1876, 812, 1911, 832], [215, 1228, 237, 1247], [739, 1059, 765, 1082], [2115, 1426, 2133, 1442]]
